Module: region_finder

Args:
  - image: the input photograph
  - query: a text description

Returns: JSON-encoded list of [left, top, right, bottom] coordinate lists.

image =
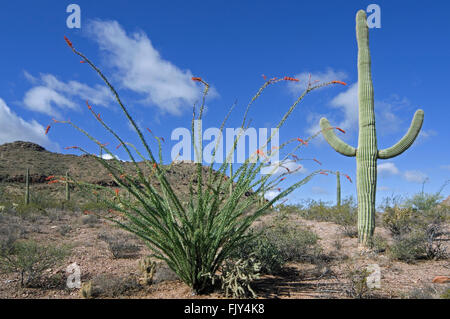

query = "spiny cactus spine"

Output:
[[336, 171, 341, 207], [25, 168, 30, 205], [320, 10, 424, 246]]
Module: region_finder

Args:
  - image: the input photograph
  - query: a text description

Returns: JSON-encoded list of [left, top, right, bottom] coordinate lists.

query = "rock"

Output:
[[432, 276, 450, 283]]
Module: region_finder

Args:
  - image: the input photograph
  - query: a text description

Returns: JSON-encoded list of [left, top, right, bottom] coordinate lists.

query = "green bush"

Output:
[[0, 240, 70, 287], [232, 234, 284, 275], [388, 231, 427, 263], [370, 234, 388, 253], [232, 221, 321, 274]]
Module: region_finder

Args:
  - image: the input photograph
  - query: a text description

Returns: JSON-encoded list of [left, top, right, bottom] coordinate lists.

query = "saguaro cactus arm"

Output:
[[320, 118, 357, 157], [378, 109, 424, 159]]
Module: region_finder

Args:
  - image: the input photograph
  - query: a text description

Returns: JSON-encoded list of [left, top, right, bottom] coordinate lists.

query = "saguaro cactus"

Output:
[[24, 168, 30, 205], [336, 171, 341, 207], [320, 10, 424, 246]]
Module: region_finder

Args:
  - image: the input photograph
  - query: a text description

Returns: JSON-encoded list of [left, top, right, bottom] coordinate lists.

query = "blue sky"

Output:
[[0, 0, 449, 205]]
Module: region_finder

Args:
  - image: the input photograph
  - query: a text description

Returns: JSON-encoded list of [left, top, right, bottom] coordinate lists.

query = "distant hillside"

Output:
[[0, 141, 248, 203]]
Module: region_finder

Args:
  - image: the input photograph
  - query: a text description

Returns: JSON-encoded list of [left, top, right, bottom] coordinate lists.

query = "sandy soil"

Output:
[[0, 209, 448, 299]]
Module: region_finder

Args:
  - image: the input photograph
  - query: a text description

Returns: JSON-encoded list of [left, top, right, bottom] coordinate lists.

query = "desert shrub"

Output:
[[344, 266, 373, 299], [382, 206, 418, 238], [232, 221, 321, 274], [264, 221, 321, 262], [441, 288, 450, 299], [79, 214, 100, 226], [388, 230, 427, 263], [370, 234, 388, 253], [98, 231, 141, 259], [80, 201, 111, 214], [0, 240, 70, 287], [422, 221, 447, 260], [232, 233, 283, 275], [58, 224, 72, 236], [217, 255, 261, 298], [296, 197, 358, 237], [382, 190, 448, 262], [297, 199, 331, 222], [80, 274, 141, 298]]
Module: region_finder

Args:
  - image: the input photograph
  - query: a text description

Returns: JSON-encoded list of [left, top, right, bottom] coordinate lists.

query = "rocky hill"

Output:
[[0, 141, 245, 202]]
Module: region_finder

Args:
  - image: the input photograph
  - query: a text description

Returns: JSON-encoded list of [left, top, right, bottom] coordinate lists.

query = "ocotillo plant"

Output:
[[53, 36, 346, 294], [320, 10, 424, 246], [24, 168, 30, 205]]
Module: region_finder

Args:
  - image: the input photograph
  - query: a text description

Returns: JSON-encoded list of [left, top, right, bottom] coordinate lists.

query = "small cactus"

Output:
[[24, 168, 30, 205], [138, 256, 156, 285], [80, 281, 93, 298]]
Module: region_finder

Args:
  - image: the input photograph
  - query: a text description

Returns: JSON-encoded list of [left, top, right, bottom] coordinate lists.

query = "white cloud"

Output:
[[378, 162, 427, 184], [86, 20, 217, 115], [99, 153, 122, 161], [0, 98, 57, 150], [264, 190, 281, 201], [304, 81, 358, 137], [23, 86, 76, 117], [328, 82, 359, 131], [311, 186, 329, 195], [403, 170, 428, 183], [378, 186, 391, 191], [378, 162, 400, 177], [23, 73, 113, 116]]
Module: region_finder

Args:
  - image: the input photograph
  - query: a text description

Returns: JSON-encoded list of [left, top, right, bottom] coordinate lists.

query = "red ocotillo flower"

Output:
[[192, 77, 202, 82], [291, 154, 299, 161], [80, 60, 86, 63], [64, 36, 73, 48], [336, 127, 346, 134], [119, 174, 126, 179], [319, 171, 329, 176], [86, 100, 92, 110], [313, 158, 322, 165], [45, 175, 55, 181], [114, 189, 119, 196], [64, 146, 79, 150], [283, 76, 299, 82], [116, 143, 123, 149], [152, 163, 157, 169], [262, 74, 267, 80], [297, 138, 308, 146], [280, 177, 286, 182], [45, 125, 51, 135], [256, 149, 265, 157], [83, 210, 93, 215], [48, 180, 59, 185], [331, 80, 347, 86], [147, 128, 152, 134], [344, 174, 352, 183], [160, 137, 165, 143]]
